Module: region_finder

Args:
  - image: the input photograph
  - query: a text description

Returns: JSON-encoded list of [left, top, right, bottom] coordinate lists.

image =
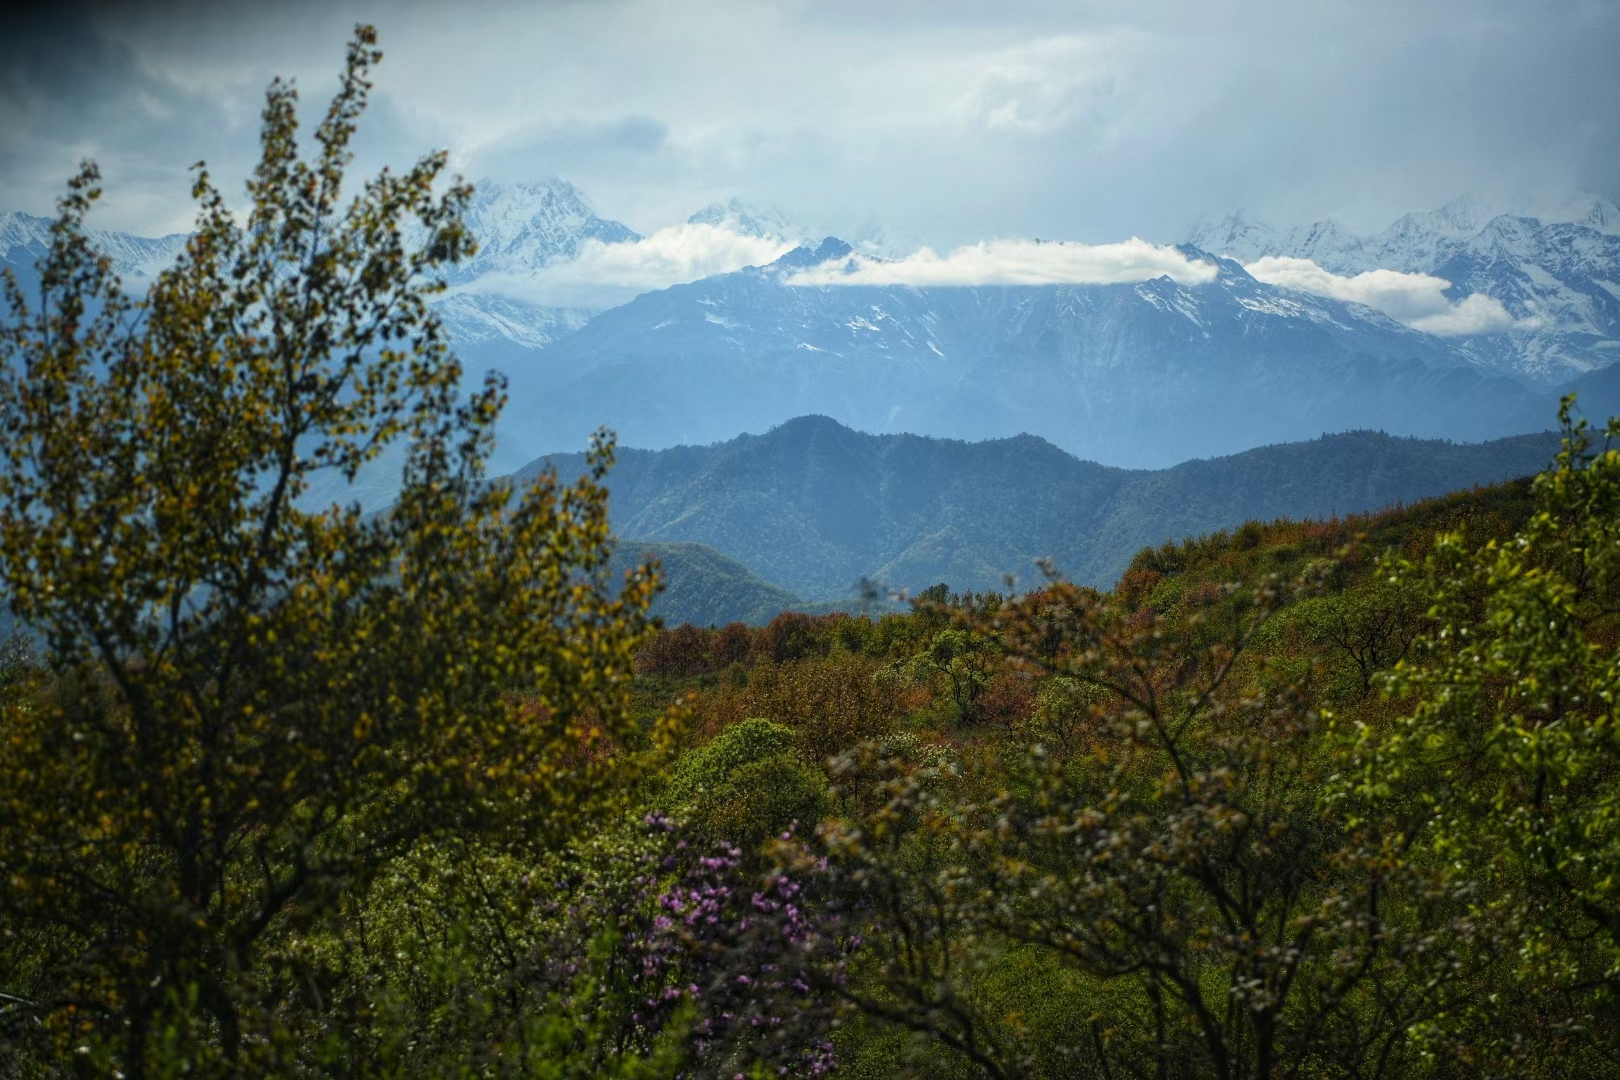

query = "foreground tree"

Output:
[[0, 26, 662, 1076], [1347, 398, 1620, 1070]]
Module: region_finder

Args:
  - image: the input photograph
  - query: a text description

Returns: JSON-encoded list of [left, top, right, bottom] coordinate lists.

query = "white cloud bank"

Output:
[[1243, 255, 1527, 336], [785, 238, 1217, 287], [473, 222, 796, 308], [463, 229, 1532, 340]]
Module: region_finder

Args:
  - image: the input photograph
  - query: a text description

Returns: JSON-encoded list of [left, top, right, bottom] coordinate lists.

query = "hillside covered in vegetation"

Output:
[[532, 416, 1562, 603], [610, 541, 806, 626]]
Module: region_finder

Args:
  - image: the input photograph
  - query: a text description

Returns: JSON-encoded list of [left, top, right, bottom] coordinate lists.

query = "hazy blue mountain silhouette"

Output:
[[526, 415, 1564, 600]]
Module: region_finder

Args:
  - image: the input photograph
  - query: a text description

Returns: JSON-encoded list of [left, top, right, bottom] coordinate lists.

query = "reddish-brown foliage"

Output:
[[637, 623, 715, 678], [972, 671, 1037, 730], [753, 611, 846, 665], [691, 652, 905, 763], [713, 622, 753, 667]]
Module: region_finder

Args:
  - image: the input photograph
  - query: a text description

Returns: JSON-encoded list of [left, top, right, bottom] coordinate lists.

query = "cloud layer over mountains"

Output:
[[785, 238, 1217, 288], [452, 202, 1529, 338], [1243, 256, 1523, 336], [471, 222, 796, 308]]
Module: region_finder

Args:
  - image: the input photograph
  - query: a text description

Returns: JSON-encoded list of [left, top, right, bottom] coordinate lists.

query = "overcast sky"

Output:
[[2, 0, 1617, 245]]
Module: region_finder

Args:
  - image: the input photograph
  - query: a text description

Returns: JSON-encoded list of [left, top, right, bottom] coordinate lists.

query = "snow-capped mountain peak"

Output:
[[845, 221, 926, 261], [449, 176, 640, 283], [1565, 195, 1620, 236], [1184, 210, 1279, 263], [686, 197, 812, 244], [684, 200, 921, 261], [423, 177, 644, 347], [1389, 195, 1494, 239]]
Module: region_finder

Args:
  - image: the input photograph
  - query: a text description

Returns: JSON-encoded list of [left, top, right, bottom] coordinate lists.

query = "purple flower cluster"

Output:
[[619, 814, 841, 1077]]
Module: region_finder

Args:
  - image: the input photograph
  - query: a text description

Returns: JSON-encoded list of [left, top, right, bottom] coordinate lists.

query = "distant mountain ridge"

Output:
[[525, 415, 1565, 601]]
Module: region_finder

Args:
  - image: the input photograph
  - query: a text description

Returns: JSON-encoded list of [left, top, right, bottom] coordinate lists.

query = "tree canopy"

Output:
[[0, 26, 665, 1075]]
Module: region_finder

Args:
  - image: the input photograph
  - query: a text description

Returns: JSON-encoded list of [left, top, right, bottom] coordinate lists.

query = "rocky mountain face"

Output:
[[488, 239, 1548, 471], [431, 293, 597, 351], [432, 178, 641, 351], [526, 414, 1563, 600], [1188, 197, 1620, 384]]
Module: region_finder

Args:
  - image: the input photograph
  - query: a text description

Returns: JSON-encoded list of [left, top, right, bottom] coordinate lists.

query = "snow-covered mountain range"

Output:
[[484, 238, 1550, 471], [1188, 197, 1620, 383], [1, 209, 189, 291], [435, 182, 820, 348], [440, 186, 1620, 392], [7, 184, 1619, 478]]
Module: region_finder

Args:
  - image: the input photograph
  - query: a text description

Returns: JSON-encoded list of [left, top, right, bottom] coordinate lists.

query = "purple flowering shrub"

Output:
[[628, 814, 841, 1077], [507, 811, 842, 1078], [335, 718, 850, 1075]]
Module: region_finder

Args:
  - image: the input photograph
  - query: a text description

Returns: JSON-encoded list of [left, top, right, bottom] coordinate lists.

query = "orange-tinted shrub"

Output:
[[972, 671, 1036, 729], [692, 652, 905, 763], [636, 623, 715, 678]]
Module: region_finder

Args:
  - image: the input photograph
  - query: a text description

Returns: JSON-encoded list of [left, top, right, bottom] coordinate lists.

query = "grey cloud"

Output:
[[0, 3, 253, 231], [470, 115, 671, 182], [0, 0, 1615, 245]]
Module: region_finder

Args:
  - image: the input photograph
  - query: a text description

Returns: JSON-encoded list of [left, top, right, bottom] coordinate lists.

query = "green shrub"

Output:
[[667, 718, 829, 849]]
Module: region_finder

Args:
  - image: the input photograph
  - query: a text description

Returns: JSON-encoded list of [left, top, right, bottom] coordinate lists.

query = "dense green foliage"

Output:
[[663, 717, 829, 849], [0, 31, 666, 1076], [4, 26, 1620, 1080]]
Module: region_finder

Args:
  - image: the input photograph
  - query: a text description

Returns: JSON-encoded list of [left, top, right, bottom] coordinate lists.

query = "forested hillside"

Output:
[[612, 428, 1618, 1079], [532, 416, 1562, 601], [610, 541, 805, 626]]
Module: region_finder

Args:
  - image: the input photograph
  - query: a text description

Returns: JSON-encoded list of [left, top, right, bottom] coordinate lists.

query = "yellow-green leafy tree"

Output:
[[0, 26, 664, 1076], [1347, 399, 1620, 1068]]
